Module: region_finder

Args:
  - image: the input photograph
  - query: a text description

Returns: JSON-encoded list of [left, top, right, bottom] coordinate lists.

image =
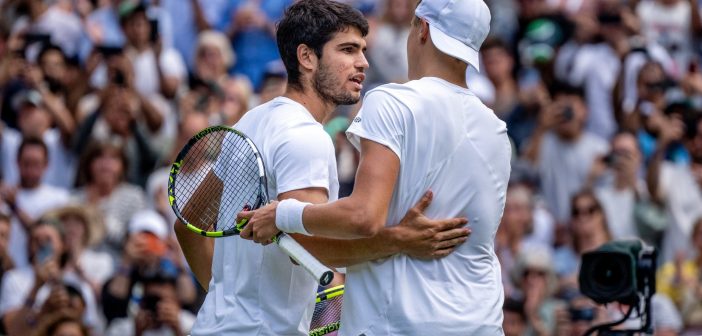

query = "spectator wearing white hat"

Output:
[[101, 209, 195, 325], [509, 245, 565, 336]]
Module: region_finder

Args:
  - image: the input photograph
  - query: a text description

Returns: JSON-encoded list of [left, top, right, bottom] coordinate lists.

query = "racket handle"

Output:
[[276, 233, 334, 286]]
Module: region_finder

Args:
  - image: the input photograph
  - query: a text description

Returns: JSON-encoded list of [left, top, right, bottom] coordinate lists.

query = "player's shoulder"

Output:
[[242, 97, 320, 130], [365, 81, 425, 101]]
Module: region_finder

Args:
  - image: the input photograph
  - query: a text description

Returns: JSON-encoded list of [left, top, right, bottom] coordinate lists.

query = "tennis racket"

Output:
[[309, 285, 344, 336], [168, 125, 334, 286]]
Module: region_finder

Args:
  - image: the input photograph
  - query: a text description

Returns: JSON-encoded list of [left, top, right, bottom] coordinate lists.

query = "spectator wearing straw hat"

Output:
[[44, 204, 113, 294]]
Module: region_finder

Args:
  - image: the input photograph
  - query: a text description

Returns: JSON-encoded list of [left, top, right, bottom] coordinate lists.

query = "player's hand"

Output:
[[237, 201, 279, 245], [391, 191, 470, 259]]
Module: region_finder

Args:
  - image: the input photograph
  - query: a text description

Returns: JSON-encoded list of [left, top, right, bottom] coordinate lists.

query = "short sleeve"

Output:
[[0, 271, 27, 315], [346, 90, 405, 160], [272, 125, 334, 196]]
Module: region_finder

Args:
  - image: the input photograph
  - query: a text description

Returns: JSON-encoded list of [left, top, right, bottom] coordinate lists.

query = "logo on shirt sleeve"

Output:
[[353, 117, 362, 123]]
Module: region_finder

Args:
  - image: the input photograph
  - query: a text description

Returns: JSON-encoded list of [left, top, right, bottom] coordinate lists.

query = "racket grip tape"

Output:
[[276, 234, 334, 286]]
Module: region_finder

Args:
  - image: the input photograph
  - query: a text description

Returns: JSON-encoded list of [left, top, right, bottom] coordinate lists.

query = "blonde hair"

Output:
[[196, 30, 236, 68]]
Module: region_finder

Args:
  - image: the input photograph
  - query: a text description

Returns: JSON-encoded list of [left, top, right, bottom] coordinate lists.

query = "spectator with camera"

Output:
[[593, 131, 661, 243], [104, 260, 195, 336], [118, 1, 185, 100], [101, 209, 195, 325], [2, 84, 77, 189], [647, 105, 702, 262], [75, 83, 162, 186], [523, 83, 610, 223], [0, 219, 102, 335]]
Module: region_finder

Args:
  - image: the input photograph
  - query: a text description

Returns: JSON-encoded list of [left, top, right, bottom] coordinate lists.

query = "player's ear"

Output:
[[418, 18, 429, 44], [297, 44, 318, 72]]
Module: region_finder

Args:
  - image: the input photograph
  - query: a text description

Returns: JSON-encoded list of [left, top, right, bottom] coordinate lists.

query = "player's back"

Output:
[[193, 97, 336, 335], [343, 77, 510, 335]]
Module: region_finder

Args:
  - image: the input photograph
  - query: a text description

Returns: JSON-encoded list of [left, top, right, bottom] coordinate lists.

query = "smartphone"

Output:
[[96, 45, 124, 58], [36, 242, 54, 264], [149, 19, 159, 43], [561, 106, 574, 122], [23, 32, 52, 46], [140, 294, 161, 312], [569, 307, 595, 322]]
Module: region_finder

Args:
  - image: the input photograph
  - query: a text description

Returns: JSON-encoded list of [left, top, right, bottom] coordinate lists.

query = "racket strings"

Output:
[[175, 130, 262, 232], [310, 290, 343, 335]]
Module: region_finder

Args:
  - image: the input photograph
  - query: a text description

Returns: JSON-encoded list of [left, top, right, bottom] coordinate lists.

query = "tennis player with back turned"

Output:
[[175, 0, 471, 334], [241, 0, 510, 334]]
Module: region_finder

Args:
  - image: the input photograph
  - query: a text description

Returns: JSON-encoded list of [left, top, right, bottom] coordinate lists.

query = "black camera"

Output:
[[579, 239, 656, 305], [579, 240, 657, 335], [140, 294, 161, 312]]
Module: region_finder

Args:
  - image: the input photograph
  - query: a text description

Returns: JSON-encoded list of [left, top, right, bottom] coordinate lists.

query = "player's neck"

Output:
[[283, 88, 335, 124], [410, 55, 468, 89]]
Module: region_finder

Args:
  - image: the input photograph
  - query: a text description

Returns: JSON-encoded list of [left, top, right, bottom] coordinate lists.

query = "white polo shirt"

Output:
[[342, 77, 510, 335], [191, 97, 339, 335]]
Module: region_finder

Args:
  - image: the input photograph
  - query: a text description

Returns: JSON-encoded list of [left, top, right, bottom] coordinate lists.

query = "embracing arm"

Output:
[[241, 139, 469, 264], [294, 191, 469, 268]]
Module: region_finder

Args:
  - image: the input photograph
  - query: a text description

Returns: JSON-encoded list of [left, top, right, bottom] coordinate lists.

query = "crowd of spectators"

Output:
[[0, 0, 701, 335]]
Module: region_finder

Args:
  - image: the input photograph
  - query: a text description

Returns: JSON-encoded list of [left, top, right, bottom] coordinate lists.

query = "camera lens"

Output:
[[580, 251, 637, 304], [591, 257, 625, 289]]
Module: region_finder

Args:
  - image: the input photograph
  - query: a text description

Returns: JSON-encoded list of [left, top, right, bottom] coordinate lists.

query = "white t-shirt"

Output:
[[658, 163, 702, 262], [191, 97, 339, 335], [343, 77, 511, 335], [595, 179, 648, 240], [565, 43, 620, 140], [637, 0, 695, 78], [536, 131, 609, 223], [8, 184, 70, 268]]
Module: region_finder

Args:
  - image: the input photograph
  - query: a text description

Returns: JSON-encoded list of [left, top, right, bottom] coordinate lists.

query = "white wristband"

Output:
[[276, 199, 312, 235]]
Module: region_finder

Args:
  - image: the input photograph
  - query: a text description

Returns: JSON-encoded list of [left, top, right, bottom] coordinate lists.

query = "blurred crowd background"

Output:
[[0, 0, 701, 335]]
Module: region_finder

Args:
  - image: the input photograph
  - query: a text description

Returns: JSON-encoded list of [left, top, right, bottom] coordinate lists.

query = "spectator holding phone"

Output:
[[104, 260, 195, 336], [0, 219, 102, 335], [523, 83, 609, 223], [102, 210, 196, 325], [118, 2, 185, 100], [593, 131, 658, 242]]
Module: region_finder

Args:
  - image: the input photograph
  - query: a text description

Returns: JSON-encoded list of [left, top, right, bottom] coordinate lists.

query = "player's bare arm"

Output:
[[293, 190, 471, 268], [240, 138, 399, 241], [174, 170, 218, 290], [240, 139, 470, 253]]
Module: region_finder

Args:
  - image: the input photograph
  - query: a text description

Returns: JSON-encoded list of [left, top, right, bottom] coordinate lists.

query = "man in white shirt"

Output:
[[175, 1, 470, 335], [0, 137, 70, 268], [242, 0, 509, 334]]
